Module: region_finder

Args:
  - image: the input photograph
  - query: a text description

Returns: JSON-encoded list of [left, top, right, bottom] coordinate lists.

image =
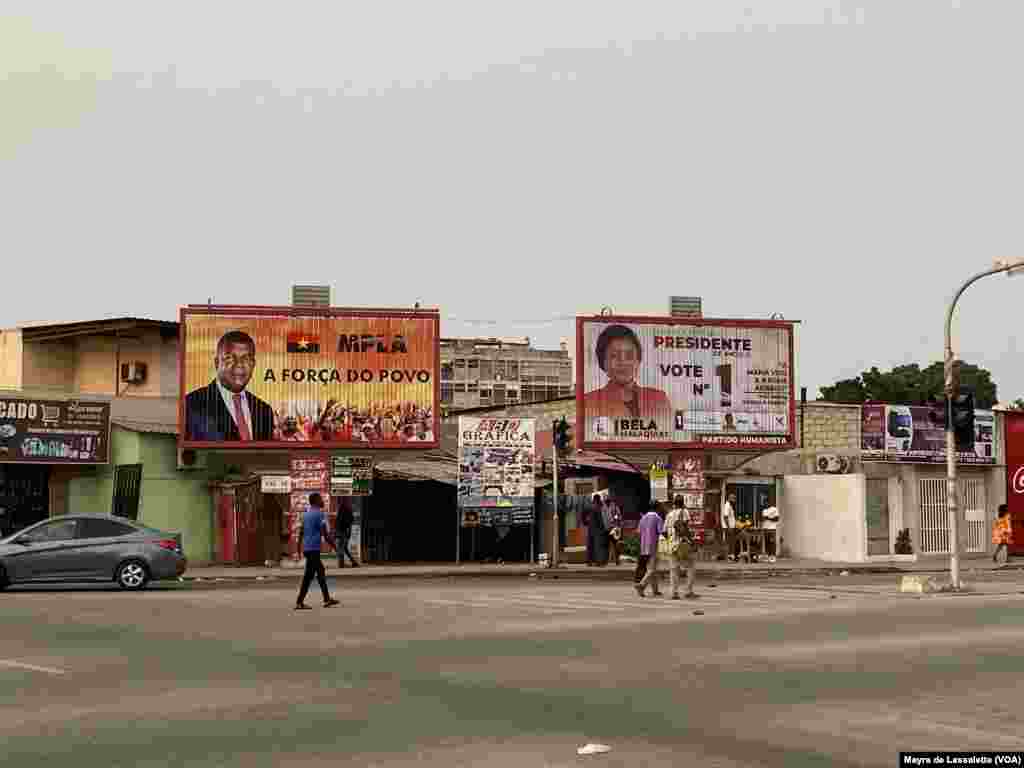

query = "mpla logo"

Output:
[[1012, 466, 1024, 495]]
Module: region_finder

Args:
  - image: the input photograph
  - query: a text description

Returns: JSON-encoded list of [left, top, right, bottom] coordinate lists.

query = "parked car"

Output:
[[0, 514, 187, 591]]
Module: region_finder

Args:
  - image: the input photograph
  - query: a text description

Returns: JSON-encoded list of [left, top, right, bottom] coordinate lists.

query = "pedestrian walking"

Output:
[[335, 503, 359, 568], [666, 496, 698, 599], [605, 494, 623, 566], [295, 493, 340, 610], [635, 502, 664, 597], [993, 504, 1013, 566], [587, 495, 609, 566]]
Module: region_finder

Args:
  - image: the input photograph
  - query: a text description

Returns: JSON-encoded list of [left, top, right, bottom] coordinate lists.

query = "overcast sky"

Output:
[[2, 1, 1021, 400]]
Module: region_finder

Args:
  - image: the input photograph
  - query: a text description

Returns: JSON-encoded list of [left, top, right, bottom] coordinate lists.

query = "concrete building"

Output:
[[440, 336, 573, 410], [0, 318, 217, 564], [444, 395, 1007, 565]]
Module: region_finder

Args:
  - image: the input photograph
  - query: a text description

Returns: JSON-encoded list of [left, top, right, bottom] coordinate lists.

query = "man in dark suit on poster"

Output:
[[185, 330, 276, 442]]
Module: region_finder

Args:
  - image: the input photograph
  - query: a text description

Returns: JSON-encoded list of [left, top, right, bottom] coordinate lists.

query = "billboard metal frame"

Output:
[[178, 304, 441, 452], [576, 314, 797, 452]]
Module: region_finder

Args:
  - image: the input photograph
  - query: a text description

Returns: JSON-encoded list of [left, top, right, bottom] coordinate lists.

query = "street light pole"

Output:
[[944, 259, 1024, 589]]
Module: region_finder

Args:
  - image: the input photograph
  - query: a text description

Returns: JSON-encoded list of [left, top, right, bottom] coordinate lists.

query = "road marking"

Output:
[[0, 660, 66, 676]]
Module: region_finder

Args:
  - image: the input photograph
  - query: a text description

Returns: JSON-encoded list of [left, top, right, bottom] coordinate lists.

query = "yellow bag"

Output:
[[657, 535, 673, 558]]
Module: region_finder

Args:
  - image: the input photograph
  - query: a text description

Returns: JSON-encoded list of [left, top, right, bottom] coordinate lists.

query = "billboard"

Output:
[[180, 306, 439, 449], [1003, 411, 1024, 555], [458, 417, 535, 523], [861, 404, 995, 464], [0, 396, 110, 464], [577, 316, 795, 450]]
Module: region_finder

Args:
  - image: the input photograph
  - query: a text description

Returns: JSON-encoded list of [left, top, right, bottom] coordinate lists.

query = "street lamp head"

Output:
[[993, 258, 1024, 276]]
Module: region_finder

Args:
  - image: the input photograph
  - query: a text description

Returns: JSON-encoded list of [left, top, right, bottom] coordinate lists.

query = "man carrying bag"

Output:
[[665, 495, 699, 600]]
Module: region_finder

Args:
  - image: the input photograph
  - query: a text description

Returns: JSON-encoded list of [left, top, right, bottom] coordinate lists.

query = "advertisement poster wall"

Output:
[[577, 316, 795, 450], [861, 404, 996, 464], [180, 306, 439, 449], [1003, 411, 1024, 555], [457, 417, 536, 525], [288, 456, 333, 557], [0, 397, 110, 464]]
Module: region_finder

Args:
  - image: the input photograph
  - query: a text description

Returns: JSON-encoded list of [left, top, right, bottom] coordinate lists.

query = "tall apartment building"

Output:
[[440, 337, 573, 409]]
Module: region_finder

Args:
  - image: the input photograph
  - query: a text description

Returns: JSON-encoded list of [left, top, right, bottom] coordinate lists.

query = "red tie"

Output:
[[233, 394, 252, 441]]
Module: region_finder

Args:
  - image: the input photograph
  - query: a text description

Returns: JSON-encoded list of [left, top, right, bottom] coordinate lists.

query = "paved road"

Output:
[[2, 574, 1024, 767]]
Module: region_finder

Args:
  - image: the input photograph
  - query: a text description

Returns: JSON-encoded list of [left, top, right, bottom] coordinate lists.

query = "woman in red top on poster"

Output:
[[584, 324, 672, 420]]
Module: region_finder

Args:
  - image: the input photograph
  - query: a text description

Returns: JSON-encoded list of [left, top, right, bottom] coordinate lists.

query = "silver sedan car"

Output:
[[0, 514, 187, 591]]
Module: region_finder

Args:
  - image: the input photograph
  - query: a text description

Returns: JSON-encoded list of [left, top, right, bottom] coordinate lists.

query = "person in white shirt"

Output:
[[666, 496, 698, 599], [761, 506, 780, 562], [721, 493, 738, 561]]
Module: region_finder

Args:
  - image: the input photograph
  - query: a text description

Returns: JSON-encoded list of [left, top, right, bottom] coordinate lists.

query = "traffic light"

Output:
[[950, 391, 975, 451], [553, 417, 573, 453]]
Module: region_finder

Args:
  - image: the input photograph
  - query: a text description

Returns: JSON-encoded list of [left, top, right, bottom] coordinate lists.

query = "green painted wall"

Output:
[[67, 426, 216, 565]]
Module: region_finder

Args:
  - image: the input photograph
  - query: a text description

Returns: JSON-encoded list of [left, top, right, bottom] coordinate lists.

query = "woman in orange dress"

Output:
[[584, 324, 672, 420]]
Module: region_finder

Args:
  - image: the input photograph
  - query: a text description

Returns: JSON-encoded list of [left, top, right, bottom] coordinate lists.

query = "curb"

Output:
[[179, 563, 1024, 584]]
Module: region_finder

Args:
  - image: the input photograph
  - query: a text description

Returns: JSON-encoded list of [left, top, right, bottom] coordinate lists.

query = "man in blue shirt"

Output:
[[295, 493, 340, 610]]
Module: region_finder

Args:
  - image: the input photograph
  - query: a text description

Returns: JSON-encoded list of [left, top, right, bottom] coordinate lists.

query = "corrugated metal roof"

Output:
[[375, 452, 458, 485], [17, 316, 176, 329], [112, 419, 179, 436], [109, 397, 178, 435]]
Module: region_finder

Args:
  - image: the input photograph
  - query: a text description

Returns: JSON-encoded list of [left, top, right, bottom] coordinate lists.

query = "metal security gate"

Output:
[[961, 478, 987, 554], [918, 478, 987, 555]]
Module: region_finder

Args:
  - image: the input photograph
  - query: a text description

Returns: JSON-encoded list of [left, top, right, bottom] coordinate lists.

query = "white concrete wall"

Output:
[[781, 474, 867, 562]]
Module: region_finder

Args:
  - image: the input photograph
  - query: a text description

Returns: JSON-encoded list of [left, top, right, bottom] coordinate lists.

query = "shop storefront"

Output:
[[573, 313, 797, 564], [0, 394, 111, 537], [178, 304, 443, 565]]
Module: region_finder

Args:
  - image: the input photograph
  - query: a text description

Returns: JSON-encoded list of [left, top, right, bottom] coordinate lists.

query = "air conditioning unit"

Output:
[[177, 447, 208, 471], [120, 361, 148, 384], [816, 454, 852, 474]]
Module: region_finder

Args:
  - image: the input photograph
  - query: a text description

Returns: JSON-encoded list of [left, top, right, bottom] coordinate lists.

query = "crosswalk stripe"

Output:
[[419, 587, 843, 615]]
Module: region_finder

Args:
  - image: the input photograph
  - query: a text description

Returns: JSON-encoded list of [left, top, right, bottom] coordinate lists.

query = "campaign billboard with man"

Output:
[[179, 305, 440, 449]]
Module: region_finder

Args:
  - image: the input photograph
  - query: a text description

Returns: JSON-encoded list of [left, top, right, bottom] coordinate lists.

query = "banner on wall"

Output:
[[578, 316, 795, 450], [670, 453, 708, 544], [861, 404, 995, 464], [1003, 411, 1024, 555], [180, 306, 439, 449], [458, 416, 536, 525], [0, 396, 110, 464], [288, 456, 333, 556]]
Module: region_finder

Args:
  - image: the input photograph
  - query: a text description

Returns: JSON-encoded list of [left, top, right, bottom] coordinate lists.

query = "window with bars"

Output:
[[507, 361, 519, 380], [479, 360, 493, 381], [468, 359, 479, 380], [454, 359, 466, 380]]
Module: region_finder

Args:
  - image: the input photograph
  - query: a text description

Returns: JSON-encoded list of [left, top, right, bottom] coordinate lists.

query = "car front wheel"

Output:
[[116, 560, 150, 591]]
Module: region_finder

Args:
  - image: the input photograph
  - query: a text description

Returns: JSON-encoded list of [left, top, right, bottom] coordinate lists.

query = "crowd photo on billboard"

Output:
[[578, 317, 794, 448], [181, 308, 439, 447]]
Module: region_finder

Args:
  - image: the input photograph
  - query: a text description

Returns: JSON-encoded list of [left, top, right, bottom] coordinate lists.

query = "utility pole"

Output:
[[550, 418, 559, 568], [944, 258, 1024, 589]]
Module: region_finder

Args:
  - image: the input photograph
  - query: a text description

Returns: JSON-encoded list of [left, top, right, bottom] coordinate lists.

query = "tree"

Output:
[[1007, 398, 1024, 411], [818, 360, 997, 409]]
